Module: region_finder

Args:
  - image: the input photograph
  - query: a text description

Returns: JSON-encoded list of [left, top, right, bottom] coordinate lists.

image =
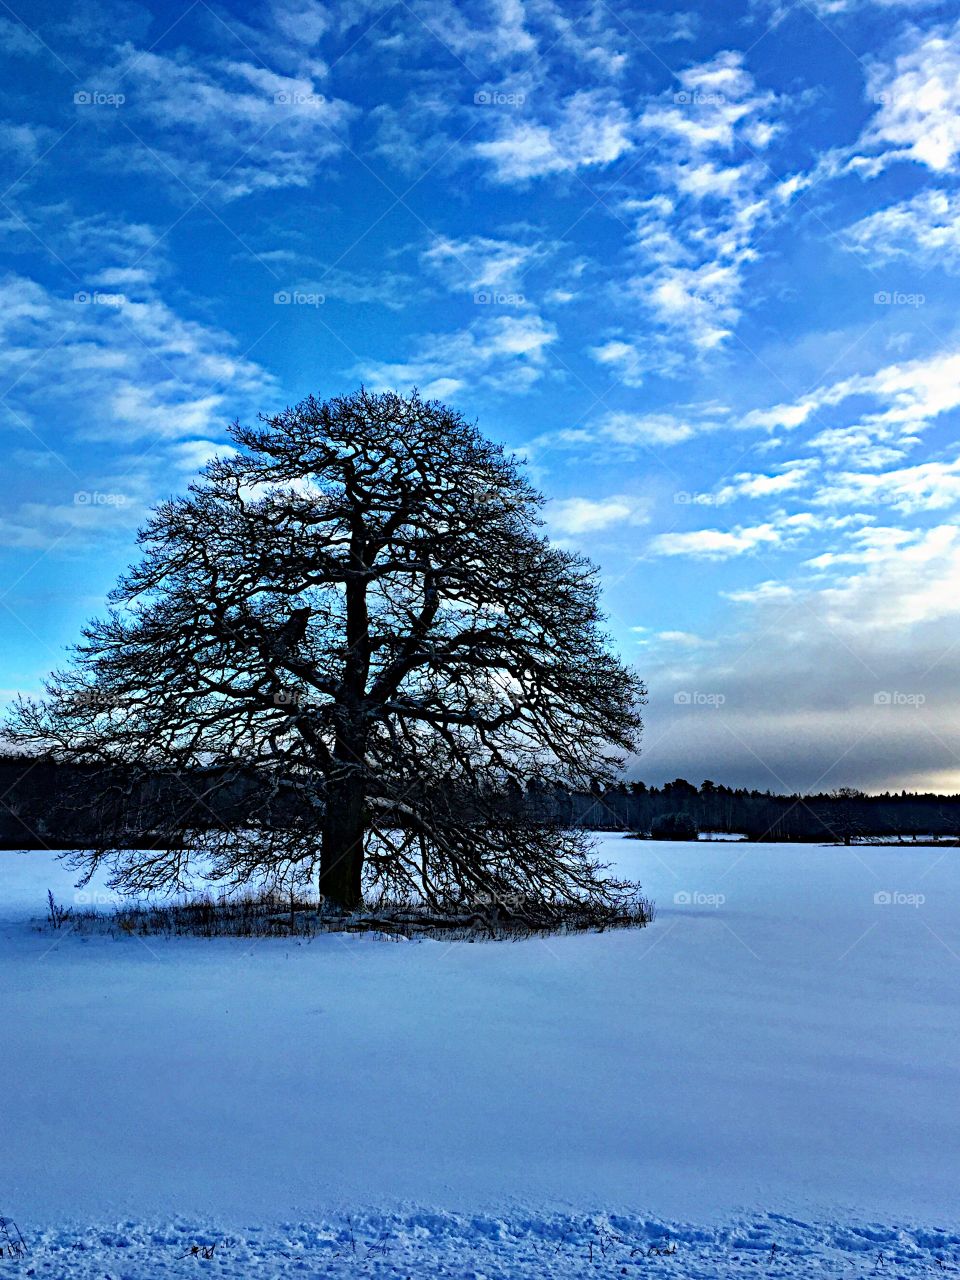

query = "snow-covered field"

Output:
[[3, 836, 959, 1277]]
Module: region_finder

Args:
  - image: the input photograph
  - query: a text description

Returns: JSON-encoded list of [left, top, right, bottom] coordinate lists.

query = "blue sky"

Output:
[[2, 0, 960, 792]]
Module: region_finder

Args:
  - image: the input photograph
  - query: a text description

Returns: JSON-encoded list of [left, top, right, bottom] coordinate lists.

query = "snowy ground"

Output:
[[14, 1211, 960, 1278], [3, 837, 959, 1277]]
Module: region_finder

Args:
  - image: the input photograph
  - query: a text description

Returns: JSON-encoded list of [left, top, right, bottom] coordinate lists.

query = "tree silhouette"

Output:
[[7, 389, 645, 912]]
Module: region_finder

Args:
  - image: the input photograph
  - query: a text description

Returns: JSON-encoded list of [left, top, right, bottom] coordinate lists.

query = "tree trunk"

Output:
[[320, 772, 366, 909]]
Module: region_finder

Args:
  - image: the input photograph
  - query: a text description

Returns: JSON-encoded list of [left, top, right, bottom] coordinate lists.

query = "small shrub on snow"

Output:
[[40, 885, 654, 942], [650, 812, 699, 841], [45, 889, 70, 929]]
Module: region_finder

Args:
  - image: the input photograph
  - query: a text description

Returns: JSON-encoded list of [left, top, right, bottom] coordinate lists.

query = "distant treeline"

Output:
[[0, 755, 301, 850], [518, 777, 960, 843], [2, 755, 959, 848]]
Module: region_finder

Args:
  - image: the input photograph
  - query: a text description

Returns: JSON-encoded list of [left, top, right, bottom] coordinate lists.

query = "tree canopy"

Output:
[[7, 389, 645, 913]]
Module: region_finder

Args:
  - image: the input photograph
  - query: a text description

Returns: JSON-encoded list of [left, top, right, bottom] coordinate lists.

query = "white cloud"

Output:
[[361, 1, 637, 182], [716, 460, 820, 502], [650, 514, 815, 559], [0, 496, 147, 552], [167, 439, 238, 473], [855, 19, 960, 174], [600, 410, 703, 447], [410, 0, 538, 63], [533, 406, 721, 458], [368, 96, 465, 175], [641, 51, 777, 152], [808, 524, 960, 629], [0, 120, 52, 168], [359, 312, 558, 398], [0, 16, 47, 57], [642, 258, 747, 351], [657, 629, 713, 647], [724, 579, 796, 604], [0, 206, 166, 282], [99, 45, 357, 199], [421, 234, 551, 292], [0, 271, 270, 446], [815, 455, 960, 513], [668, 159, 754, 200], [624, 52, 784, 356], [741, 347, 960, 464], [757, 0, 939, 18], [844, 188, 960, 267], [805, 523, 914, 569], [270, 0, 330, 45], [651, 525, 778, 557], [589, 339, 646, 388], [294, 267, 416, 311], [548, 494, 649, 535], [639, 517, 960, 790], [475, 90, 633, 183], [386, 0, 631, 77], [723, 522, 960, 636]]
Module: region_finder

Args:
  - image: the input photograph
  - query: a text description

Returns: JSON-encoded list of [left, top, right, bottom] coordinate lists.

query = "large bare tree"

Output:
[[7, 389, 645, 914]]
